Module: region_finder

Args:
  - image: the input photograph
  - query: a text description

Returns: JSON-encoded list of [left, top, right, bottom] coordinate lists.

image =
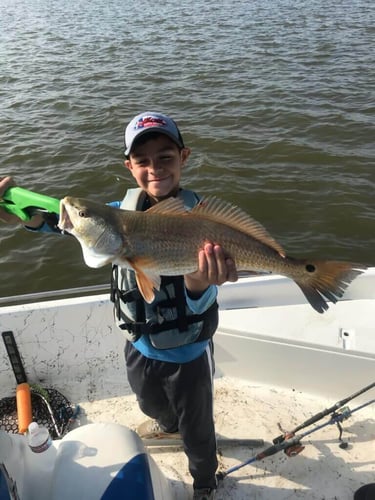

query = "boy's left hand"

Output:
[[184, 243, 238, 297]]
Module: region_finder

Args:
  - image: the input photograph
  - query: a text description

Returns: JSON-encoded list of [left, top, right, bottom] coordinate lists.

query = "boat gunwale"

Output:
[[1, 266, 374, 308]]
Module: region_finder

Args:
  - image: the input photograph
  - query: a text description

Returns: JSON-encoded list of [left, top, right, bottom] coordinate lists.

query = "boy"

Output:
[[0, 111, 238, 499]]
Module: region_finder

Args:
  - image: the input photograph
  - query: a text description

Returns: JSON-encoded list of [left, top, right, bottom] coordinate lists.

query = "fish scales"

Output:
[[122, 210, 284, 276]]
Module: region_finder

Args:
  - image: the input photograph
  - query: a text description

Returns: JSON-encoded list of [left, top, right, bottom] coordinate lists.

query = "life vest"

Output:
[[110, 188, 219, 349]]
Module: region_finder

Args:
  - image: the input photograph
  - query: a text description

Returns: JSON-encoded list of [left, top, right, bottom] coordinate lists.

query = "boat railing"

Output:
[[0, 284, 110, 307]]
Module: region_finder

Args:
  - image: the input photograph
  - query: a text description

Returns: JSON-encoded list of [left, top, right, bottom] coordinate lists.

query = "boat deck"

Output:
[[76, 375, 375, 500]]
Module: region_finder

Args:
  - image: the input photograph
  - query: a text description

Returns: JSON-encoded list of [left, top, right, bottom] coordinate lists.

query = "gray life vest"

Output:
[[110, 188, 219, 349]]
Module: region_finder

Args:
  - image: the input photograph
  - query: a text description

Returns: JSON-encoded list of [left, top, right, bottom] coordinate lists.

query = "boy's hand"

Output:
[[0, 176, 44, 227], [184, 243, 238, 297], [0, 176, 22, 224]]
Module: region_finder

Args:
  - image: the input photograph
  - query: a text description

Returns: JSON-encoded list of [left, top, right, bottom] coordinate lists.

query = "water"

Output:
[[0, 0, 374, 297]]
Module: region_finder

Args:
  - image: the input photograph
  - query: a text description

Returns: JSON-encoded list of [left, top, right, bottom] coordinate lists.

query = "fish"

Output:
[[58, 195, 367, 313]]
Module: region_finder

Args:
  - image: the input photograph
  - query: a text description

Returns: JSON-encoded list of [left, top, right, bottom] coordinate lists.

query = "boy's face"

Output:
[[125, 135, 190, 201]]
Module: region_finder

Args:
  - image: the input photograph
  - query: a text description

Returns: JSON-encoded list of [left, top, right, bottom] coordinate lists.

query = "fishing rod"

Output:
[[272, 380, 375, 446], [217, 381, 375, 481]]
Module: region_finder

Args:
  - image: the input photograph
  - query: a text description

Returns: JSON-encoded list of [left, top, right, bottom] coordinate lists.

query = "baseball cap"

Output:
[[124, 112, 184, 156]]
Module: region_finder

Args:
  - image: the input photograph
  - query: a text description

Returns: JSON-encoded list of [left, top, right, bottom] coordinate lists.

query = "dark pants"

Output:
[[125, 341, 218, 490]]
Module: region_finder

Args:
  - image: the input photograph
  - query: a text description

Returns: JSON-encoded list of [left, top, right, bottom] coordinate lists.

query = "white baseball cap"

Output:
[[124, 111, 185, 156]]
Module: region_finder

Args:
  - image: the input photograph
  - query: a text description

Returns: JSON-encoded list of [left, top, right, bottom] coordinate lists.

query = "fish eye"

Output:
[[305, 264, 316, 273], [78, 210, 86, 218]]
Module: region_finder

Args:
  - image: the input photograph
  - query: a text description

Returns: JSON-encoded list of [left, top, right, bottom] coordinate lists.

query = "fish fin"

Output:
[[146, 198, 188, 215], [191, 197, 286, 257], [128, 257, 161, 304], [293, 260, 367, 313]]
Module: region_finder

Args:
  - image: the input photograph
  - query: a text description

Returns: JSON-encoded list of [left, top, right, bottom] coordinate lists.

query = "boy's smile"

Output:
[[125, 135, 190, 202]]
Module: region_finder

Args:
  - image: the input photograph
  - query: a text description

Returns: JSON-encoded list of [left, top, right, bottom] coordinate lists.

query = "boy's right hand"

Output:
[[184, 243, 238, 297], [0, 176, 44, 227], [0, 176, 22, 224]]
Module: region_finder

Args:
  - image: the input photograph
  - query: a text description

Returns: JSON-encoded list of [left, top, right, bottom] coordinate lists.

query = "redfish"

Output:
[[58, 196, 366, 313]]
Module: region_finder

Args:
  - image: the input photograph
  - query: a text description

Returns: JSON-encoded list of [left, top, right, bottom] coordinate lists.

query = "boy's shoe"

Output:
[[193, 488, 216, 500], [136, 419, 181, 440]]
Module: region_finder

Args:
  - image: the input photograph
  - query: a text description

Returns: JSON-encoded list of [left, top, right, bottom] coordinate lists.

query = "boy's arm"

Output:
[[25, 213, 61, 233], [185, 285, 218, 315]]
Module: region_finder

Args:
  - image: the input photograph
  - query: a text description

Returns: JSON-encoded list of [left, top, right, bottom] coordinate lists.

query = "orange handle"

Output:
[[16, 383, 33, 434]]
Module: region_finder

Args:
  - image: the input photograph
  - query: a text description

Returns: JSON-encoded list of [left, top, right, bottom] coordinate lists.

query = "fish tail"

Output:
[[293, 260, 367, 313]]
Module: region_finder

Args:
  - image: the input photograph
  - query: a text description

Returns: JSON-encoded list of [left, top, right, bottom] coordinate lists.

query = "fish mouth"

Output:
[[58, 199, 74, 233]]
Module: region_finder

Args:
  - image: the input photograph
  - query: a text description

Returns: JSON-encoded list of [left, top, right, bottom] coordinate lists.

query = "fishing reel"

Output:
[[281, 433, 305, 457], [332, 406, 352, 449], [284, 442, 305, 457], [276, 405, 353, 456]]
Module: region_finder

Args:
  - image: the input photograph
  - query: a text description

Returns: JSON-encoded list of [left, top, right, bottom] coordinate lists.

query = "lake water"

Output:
[[0, 0, 374, 297]]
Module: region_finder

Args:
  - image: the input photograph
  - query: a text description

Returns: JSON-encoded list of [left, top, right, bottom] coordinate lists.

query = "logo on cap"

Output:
[[134, 116, 167, 130]]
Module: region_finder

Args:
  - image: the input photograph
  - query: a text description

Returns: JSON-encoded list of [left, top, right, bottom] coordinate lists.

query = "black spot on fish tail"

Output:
[[294, 261, 367, 314]]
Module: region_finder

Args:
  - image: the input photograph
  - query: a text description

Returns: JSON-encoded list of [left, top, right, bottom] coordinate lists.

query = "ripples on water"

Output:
[[0, 0, 374, 296]]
